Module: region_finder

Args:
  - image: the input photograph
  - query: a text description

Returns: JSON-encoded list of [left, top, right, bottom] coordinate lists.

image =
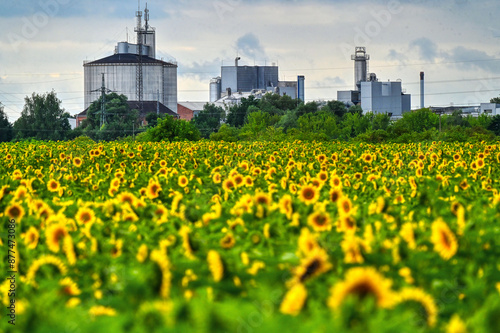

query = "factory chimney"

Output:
[[420, 72, 424, 109], [351, 47, 370, 91]]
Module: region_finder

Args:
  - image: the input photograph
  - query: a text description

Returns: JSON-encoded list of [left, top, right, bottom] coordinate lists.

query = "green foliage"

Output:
[[442, 110, 469, 129], [487, 115, 500, 136], [239, 110, 272, 140], [347, 104, 363, 116], [276, 109, 298, 133], [209, 124, 240, 142], [339, 112, 370, 140], [490, 96, 500, 104], [143, 115, 200, 142], [296, 111, 338, 140], [321, 100, 348, 119], [226, 96, 259, 128], [13, 91, 71, 141], [81, 93, 140, 141], [192, 103, 226, 138], [0, 104, 13, 142], [295, 101, 319, 117], [145, 113, 163, 128], [392, 108, 439, 134], [355, 129, 390, 143], [466, 114, 493, 129], [259, 93, 299, 114]]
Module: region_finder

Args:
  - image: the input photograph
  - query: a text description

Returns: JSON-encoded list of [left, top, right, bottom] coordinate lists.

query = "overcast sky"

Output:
[[1, 0, 499, 121]]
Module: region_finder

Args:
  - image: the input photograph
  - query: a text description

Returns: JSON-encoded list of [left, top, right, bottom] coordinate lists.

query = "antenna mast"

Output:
[[135, 1, 144, 108]]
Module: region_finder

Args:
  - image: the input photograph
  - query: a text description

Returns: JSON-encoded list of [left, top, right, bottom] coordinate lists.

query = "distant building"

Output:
[[337, 47, 411, 116], [177, 102, 207, 121], [80, 4, 177, 128], [360, 81, 411, 116], [210, 59, 305, 103], [480, 103, 500, 116]]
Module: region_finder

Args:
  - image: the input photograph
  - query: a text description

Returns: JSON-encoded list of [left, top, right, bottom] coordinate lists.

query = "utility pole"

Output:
[[90, 73, 112, 128]]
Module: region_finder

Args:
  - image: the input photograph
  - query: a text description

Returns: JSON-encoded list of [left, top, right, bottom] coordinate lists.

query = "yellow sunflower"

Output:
[[222, 178, 236, 192], [178, 175, 189, 187], [307, 211, 332, 232], [23, 227, 39, 250], [328, 267, 395, 310], [431, 218, 458, 260], [5, 202, 25, 221], [337, 196, 354, 217], [73, 157, 83, 167], [280, 283, 307, 316], [60, 277, 81, 296], [220, 233, 236, 249], [298, 185, 319, 205], [395, 287, 438, 327], [75, 207, 96, 225], [207, 250, 224, 282], [47, 179, 60, 192], [146, 181, 162, 199], [446, 314, 467, 333], [45, 223, 69, 253], [292, 247, 332, 284]]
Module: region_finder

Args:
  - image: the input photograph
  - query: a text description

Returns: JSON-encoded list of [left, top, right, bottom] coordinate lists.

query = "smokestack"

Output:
[[235, 57, 241, 67], [420, 71, 424, 109]]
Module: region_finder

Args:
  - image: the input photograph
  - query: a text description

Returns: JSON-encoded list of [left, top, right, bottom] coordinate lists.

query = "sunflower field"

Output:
[[1, 138, 500, 333]]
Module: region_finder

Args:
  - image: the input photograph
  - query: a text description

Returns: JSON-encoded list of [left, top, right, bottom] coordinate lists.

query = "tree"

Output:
[[145, 113, 163, 128], [490, 96, 500, 104], [0, 104, 13, 142], [13, 91, 71, 141], [80, 93, 140, 141], [322, 100, 348, 119], [258, 93, 299, 113], [487, 115, 500, 136], [295, 101, 319, 117], [392, 108, 439, 134], [144, 115, 200, 142], [191, 103, 225, 138], [226, 96, 259, 128], [297, 111, 339, 140]]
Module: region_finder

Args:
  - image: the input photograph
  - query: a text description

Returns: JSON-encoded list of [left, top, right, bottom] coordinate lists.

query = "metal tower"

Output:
[[135, 4, 144, 108], [90, 73, 112, 128], [351, 47, 370, 91]]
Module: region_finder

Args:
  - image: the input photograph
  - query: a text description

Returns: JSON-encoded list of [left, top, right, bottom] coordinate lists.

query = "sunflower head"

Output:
[[328, 267, 395, 310], [298, 185, 319, 205], [307, 211, 332, 232]]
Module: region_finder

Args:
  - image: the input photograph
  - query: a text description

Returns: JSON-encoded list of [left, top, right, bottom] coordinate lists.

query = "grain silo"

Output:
[[83, 4, 177, 113]]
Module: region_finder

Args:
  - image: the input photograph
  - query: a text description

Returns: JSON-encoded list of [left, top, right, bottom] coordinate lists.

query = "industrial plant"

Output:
[[337, 47, 411, 117], [77, 4, 178, 127], [209, 58, 305, 104]]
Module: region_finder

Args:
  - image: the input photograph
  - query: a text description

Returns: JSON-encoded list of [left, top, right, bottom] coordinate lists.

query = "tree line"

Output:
[[1, 91, 500, 143]]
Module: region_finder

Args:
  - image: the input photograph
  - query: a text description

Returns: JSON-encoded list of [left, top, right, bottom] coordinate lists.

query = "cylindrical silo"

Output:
[[210, 77, 222, 102]]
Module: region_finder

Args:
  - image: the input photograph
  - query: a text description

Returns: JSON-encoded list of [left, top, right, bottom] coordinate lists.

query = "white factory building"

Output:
[[79, 5, 177, 126], [337, 47, 411, 117], [209, 58, 305, 104]]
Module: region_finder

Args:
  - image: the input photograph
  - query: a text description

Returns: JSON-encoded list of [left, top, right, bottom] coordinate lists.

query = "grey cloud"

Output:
[[409, 38, 439, 62], [387, 49, 408, 64], [236, 33, 267, 61], [449, 46, 500, 73], [178, 58, 222, 80]]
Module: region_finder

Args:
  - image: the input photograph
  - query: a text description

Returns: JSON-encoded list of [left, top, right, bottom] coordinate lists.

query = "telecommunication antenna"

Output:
[[135, 1, 144, 109]]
